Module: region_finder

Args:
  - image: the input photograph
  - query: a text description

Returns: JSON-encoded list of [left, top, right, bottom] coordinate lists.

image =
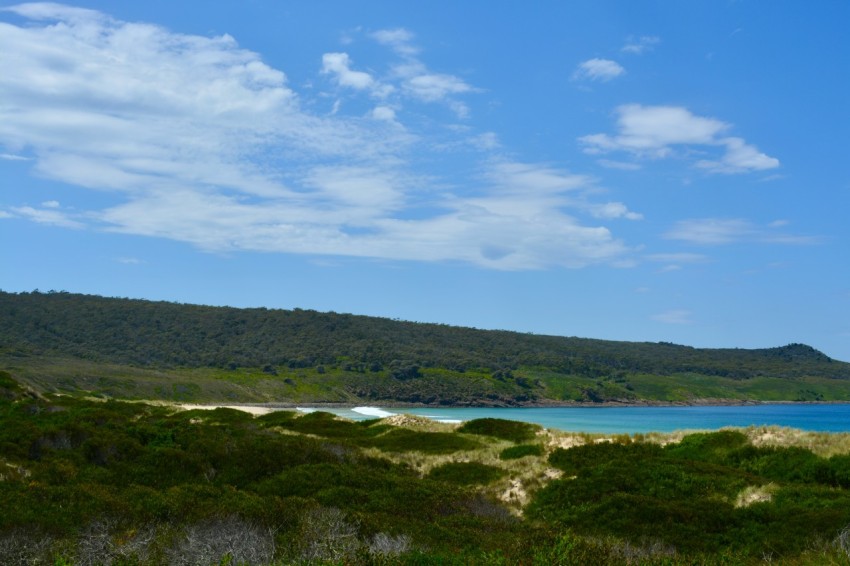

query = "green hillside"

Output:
[[2, 290, 850, 405]]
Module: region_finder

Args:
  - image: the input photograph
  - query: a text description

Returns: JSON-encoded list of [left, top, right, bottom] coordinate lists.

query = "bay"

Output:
[[311, 404, 850, 434]]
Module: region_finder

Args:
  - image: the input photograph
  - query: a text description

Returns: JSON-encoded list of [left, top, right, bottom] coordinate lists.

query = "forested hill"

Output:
[[1, 290, 848, 381]]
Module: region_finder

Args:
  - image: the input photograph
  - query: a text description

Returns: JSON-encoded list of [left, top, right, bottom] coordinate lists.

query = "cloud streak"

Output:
[[622, 35, 660, 55], [573, 58, 625, 82], [0, 4, 636, 270], [664, 218, 818, 245]]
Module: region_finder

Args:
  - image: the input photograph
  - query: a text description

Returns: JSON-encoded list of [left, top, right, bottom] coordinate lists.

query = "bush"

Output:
[[368, 429, 480, 454], [255, 409, 298, 427], [664, 430, 750, 463], [499, 444, 543, 460], [456, 418, 540, 443]]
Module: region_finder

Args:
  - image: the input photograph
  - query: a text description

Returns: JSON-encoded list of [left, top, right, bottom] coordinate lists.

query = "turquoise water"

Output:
[[310, 404, 850, 434]]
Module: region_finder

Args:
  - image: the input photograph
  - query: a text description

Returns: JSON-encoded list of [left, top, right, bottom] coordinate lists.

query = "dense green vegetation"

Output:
[[530, 432, 850, 560], [3, 290, 850, 405], [2, 372, 850, 564], [499, 443, 544, 460], [457, 418, 541, 443]]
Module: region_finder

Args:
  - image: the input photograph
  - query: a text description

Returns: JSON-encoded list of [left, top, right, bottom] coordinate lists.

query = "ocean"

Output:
[[300, 404, 850, 434]]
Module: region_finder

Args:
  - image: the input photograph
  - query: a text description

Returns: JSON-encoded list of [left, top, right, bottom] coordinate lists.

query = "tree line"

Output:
[[1, 290, 847, 381]]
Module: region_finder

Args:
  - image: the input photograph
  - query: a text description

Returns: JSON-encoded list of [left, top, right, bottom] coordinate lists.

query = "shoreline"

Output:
[[169, 400, 850, 434], [174, 398, 850, 410]]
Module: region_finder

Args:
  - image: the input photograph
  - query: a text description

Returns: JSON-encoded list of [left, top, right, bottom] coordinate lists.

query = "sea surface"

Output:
[[298, 404, 850, 434]]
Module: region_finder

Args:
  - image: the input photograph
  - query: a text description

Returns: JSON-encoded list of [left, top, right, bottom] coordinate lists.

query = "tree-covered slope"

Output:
[[1, 290, 849, 405], [2, 290, 846, 377]]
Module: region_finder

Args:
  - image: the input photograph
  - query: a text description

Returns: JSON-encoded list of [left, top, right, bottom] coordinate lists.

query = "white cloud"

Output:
[[696, 136, 780, 173], [587, 202, 643, 220], [652, 309, 692, 325], [371, 28, 418, 56], [41, 200, 60, 208], [302, 165, 407, 212], [403, 73, 473, 103], [370, 106, 397, 121], [321, 52, 395, 98], [1, 152, 31, 161], [1, 2, 102, 22], [321, 52, 376, 90], [0, 210, 13, 219], [622, 35, 660, 54], [487, 162, 589, 194], [665, 218, 757, 245], [11, 205, 84, 228], [580, 104, 779, 173], [372, 32, 476, 117], [0, 4, 636, 270], [664, 218, 818, 245], [573, 58, 625, 82]]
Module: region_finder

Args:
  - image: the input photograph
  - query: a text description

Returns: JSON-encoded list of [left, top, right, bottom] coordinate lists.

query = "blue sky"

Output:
[[2, 1, 849, 361]]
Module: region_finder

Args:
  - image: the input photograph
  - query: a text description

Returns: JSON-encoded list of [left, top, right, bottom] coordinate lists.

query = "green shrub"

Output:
[[548, 442, 663, 475], [270, 411, 390, 441], [664, 430, 750, 463], [456, 418, 540, 443], [255, 409, 298, 426], [499, 444, 543, 460], [427, 462, 508, 485], [725, 445, 825, 483], [368, 429, 481, 454]]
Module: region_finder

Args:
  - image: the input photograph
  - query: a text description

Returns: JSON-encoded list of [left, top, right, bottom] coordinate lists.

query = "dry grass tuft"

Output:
[[735, 484, 777, 508], [742, 426, 850, 457], [380, 414, 459, 432]]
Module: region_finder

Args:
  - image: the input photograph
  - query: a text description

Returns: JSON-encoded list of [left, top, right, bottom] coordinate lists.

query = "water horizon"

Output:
[[294, 403, 850, 434]]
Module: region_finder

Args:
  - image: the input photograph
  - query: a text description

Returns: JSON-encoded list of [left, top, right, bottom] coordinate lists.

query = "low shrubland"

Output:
[[2, 372, 850, 564]]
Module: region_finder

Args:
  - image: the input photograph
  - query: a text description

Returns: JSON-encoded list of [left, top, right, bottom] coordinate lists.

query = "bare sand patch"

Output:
[[178, 404, 276, 416], [546, 434, 585, 450]]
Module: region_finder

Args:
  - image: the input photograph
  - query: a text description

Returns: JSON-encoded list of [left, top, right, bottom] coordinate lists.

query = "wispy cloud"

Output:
[[664, 218, 818, 245], [573, 58, 625, 82], [363, 27, 475, 117], [622, 35, 660, 55], [0, 4, 636, 271], [580, 104, 779, 173], [1, 153, 31, 161], [10, 205, 85, 229], [371, 28, 418, 56]]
